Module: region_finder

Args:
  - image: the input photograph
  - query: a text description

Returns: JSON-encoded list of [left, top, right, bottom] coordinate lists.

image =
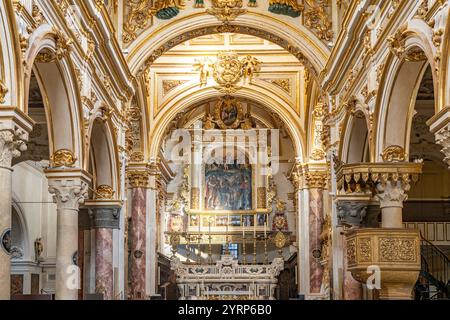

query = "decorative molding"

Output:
[[206, 0, 247, 22], [0, 80, 8, 103], [435, 125, 450, 169], [345, 228, 420, 299], [139, 25, 317, 77], [379, 237, 417, 262], [336, 162, 422, 196], [50, 149, 77, 168], [191, 187, 200, 210], [387, 25, 408, 58], [95, 185, 115, 200], [162, 80, 188, 95], [381, 145, 407, 162], [257, 187, 266, 209], [262, 78, 291, 93]]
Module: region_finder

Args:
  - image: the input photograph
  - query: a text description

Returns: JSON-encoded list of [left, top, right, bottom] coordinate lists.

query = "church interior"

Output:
[[0, 0, 450, 301]]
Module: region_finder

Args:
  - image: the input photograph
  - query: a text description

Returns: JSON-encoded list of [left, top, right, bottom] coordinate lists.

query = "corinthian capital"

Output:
[[375, 179, 409, 209], [0, 129, 28, 168], [46, 170, 91, 210], [48, 180, 89, 210]]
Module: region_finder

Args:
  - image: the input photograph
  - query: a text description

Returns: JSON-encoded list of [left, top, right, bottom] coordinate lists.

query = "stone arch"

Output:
[[374, 25, 438, 161], [440, 5, 450, 112], [11, 196, 30, 260], [148, 86, 306, 162], [86, 112, 120, 199], [23, 24, 83, 166], [127, 13, 329, 77], [0, 0, 23, 107], [341, 111, 370, 164]]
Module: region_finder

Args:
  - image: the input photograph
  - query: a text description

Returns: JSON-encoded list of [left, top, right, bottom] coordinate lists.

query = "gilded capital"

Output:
[[126, 169, 150, 188], [289, 162, 328, 190], [304, 171, 328, 189]]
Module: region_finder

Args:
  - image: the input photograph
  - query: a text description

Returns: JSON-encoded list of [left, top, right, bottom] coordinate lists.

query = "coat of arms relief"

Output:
[[194, 52, 260, 94]]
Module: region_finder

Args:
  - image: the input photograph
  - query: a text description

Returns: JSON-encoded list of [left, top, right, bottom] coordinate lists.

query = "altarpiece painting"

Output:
[[205, 162, 252, 211]]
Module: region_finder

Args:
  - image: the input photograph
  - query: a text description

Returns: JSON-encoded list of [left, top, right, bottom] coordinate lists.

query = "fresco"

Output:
[[205, 163, 252, 210]]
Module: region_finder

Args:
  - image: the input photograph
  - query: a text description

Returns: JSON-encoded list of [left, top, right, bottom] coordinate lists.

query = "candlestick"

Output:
[[208, 219, 212, 264], [253, 234, 257, 264], [186, 234, 191, 263], [225, 214, 230, 255], [197, 235, 202, 264], [242, 229, 247, 265], [264, 215, 268, 264]]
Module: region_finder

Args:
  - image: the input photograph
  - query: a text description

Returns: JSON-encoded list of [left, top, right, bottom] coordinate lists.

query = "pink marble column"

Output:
[[343, 239, 363, 300], [87, 203, 121, 300], [95, 228, 113, 300], [130, 187, 147, 299], [309, 188, 324, 293]]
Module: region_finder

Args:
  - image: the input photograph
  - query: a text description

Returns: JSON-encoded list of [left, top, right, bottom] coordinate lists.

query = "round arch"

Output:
[[127, 13, 329, 77], [341, 111, 370, 164], [374, 24, 438, 161], [11, 195, 30, 259], [148, 86, 306, 161], [440, 5, 450, 112], [23, 24, 84, 166], [0, 0, 23, 108], [86, 116, 120, 198]]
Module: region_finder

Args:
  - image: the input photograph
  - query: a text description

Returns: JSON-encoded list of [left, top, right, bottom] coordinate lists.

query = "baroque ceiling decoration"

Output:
[[138, 24, 317, 77], [122, 0, 333, 45], [193, 52, 261, 94]]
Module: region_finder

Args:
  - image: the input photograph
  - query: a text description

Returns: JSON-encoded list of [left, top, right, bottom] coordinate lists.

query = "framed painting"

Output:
[[204, 162, 252, 211]]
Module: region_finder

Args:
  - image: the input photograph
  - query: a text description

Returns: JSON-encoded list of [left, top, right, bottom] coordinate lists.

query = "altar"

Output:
[[171, 255, 284, 300]]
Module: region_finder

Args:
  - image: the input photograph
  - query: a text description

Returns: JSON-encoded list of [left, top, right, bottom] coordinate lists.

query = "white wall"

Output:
[[11, 161, 57, 294]]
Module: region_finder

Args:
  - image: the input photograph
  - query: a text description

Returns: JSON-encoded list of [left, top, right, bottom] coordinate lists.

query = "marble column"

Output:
[[87, 201, 121, 300], [291, 164, 327, 297], [126, 165, 150, 299], [46, 170, 90, 300], [78, 208, 91, 300], [308, 186, 324, 293], [0, 125, 29, 300], [146, 168, 160, 298]]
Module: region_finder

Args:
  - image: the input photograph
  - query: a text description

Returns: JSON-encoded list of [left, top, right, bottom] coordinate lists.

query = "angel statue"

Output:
[[203, 113, 216, 130], [241, 55, 260, 83], [193, 58, 213, 87]]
